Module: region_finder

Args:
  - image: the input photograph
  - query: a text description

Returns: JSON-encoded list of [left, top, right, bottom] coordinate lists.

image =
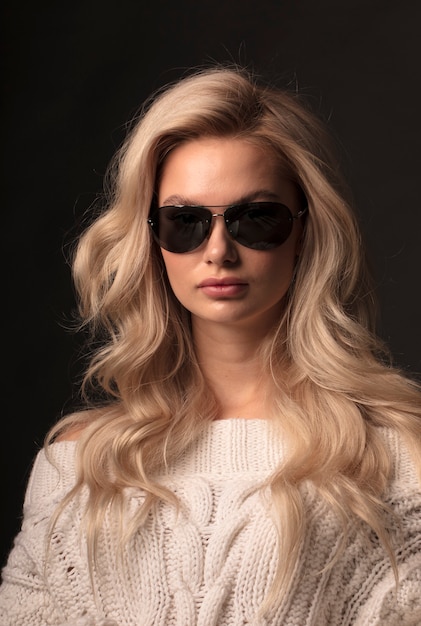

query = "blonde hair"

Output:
[[47, 64, 421, 609]]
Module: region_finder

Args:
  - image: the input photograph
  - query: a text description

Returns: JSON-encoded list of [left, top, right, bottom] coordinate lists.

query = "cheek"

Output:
[[259, 245, 297, 279], [256, 248, 298, 300], [160, 253, 191, 296]]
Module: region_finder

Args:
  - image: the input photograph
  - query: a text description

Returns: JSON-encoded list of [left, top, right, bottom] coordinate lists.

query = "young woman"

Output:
[[1, 64, 420, 625]]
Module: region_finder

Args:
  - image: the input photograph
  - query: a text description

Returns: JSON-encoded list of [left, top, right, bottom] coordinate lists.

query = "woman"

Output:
[[0, 64, 420, 625]]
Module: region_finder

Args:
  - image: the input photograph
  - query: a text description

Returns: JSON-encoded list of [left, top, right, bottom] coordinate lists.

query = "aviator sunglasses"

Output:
[[148, 202, 307, 253]]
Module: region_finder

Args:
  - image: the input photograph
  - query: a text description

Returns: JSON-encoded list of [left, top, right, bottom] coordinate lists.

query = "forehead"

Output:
[[158, 137, 295, 207], [160, 136, 282, 171]]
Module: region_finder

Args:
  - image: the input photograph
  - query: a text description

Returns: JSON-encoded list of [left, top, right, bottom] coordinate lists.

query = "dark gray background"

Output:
[[1, 0, 420, 567]]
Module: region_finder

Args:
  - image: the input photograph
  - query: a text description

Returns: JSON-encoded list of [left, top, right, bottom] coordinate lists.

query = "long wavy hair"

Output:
[[47, 64, 421, 608]]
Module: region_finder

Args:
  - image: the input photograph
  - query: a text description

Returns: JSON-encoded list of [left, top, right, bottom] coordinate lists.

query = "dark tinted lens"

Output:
[[226, 202, 293, 249], [151, 206, 211, 252]]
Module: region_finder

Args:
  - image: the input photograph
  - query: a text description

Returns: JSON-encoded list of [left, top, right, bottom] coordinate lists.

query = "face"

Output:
[[157, 137, 304, 337]]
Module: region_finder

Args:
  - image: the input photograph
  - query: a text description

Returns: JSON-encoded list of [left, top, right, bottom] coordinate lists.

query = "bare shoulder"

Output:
[[55, 427, 87, 442], [53, 409, 100, 442]]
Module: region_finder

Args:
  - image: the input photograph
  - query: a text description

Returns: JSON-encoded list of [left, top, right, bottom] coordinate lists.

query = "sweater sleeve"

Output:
[[352, 521, 421, 626], [351, 429, 421, 626], [0, 444, 114, 626]]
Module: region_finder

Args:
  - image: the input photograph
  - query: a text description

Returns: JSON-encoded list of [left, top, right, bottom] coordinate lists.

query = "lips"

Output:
[[198, 277, 248, 297], [198, 277, 247, 287]]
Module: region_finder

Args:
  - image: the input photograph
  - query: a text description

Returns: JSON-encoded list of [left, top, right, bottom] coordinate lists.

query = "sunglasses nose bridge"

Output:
[[206, 211, 232, 239]]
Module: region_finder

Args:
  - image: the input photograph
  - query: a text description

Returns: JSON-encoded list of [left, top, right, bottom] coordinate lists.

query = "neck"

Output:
[[192, 320, 274, 420]]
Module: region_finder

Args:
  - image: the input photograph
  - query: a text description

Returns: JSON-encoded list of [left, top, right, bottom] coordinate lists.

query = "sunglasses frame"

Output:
[[148, 202, 307, 253]]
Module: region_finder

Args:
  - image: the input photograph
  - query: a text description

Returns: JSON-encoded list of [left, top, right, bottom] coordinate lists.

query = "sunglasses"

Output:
[[148, 202, 307, 253]]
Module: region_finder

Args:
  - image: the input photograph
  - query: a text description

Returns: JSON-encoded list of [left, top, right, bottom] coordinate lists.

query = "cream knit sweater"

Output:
[[0, 419, 420, 625]]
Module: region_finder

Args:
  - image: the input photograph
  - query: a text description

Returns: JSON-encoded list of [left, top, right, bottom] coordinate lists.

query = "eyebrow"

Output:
[[160, 190, 281, 207]]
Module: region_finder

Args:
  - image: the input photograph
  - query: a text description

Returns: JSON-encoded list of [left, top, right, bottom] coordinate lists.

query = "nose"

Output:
[[203, 214, 238, 265]]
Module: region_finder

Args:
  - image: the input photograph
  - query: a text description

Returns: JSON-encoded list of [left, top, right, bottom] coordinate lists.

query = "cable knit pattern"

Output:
[[0, 420, 420, 625]]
